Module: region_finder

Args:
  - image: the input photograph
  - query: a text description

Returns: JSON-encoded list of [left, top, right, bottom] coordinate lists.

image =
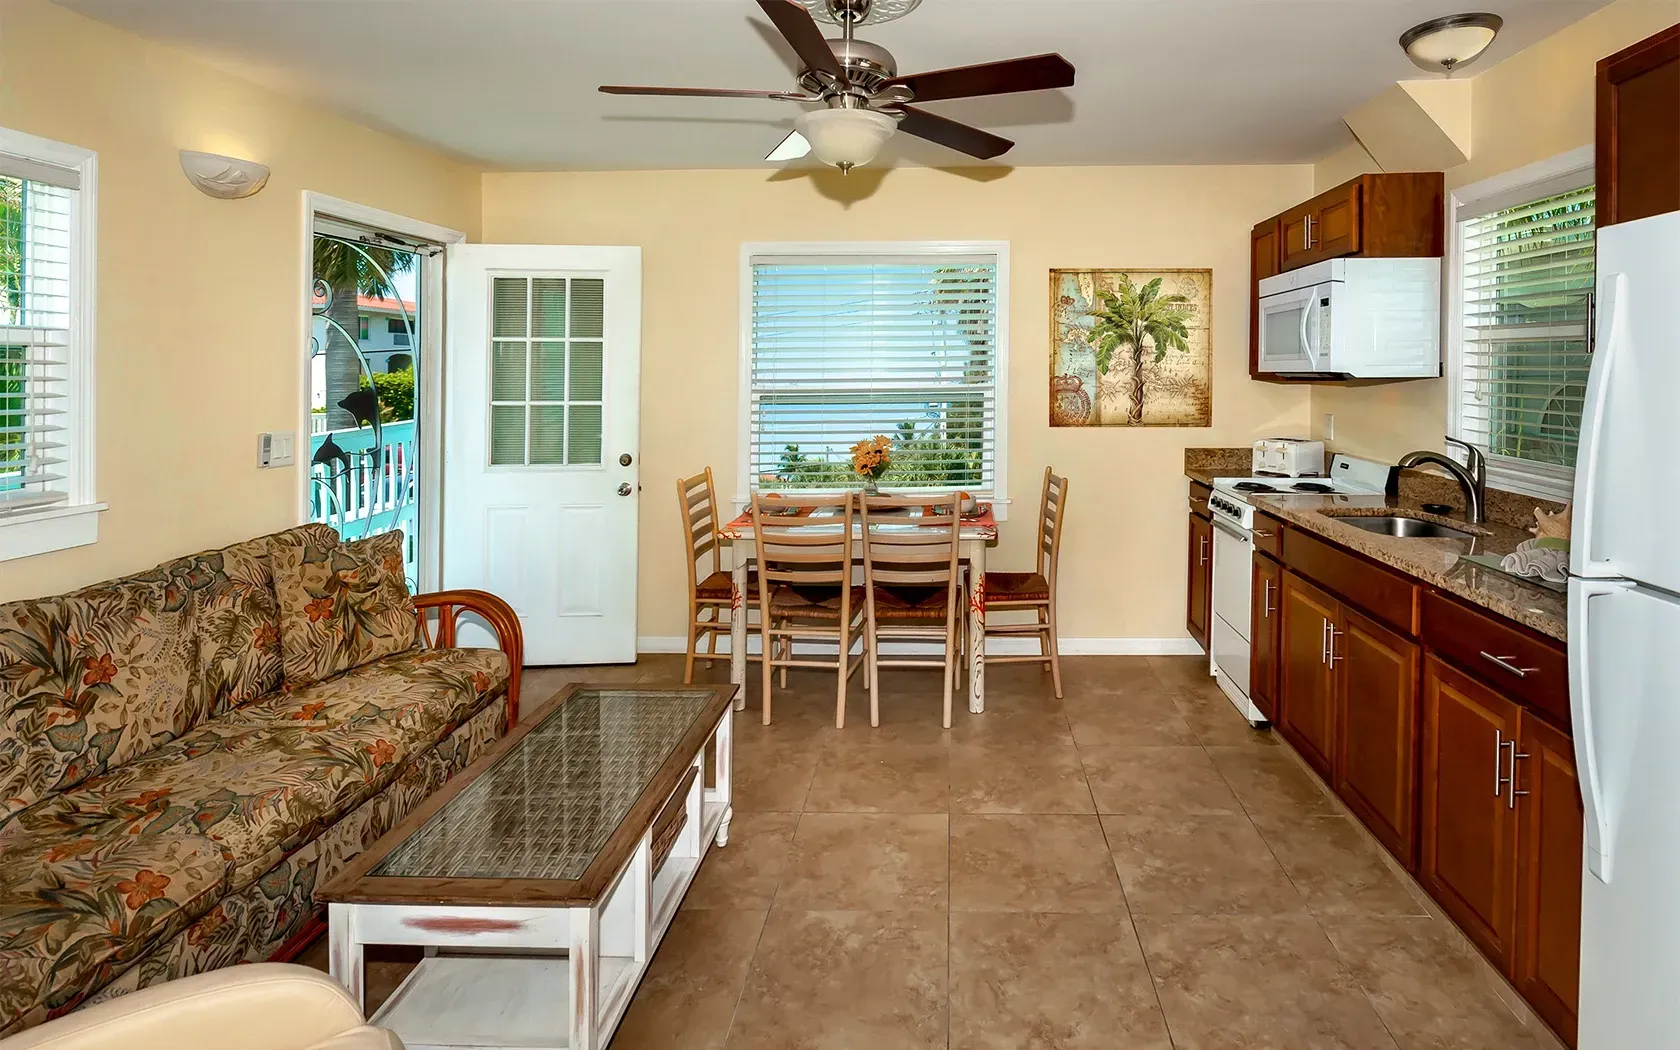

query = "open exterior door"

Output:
[[443, 245, 641, 665]]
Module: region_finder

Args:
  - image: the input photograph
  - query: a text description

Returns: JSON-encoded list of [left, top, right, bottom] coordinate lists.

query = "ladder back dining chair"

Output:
[[860, 495, 965, 729], [750, 492, 867, 727], [983, 467, 1069, 697], [677, 467, 755, 683]]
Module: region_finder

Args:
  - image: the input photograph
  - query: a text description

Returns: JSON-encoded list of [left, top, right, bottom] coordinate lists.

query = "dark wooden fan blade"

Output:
[[892, 105, 1013, 160], [888, 53, 1074, 103], [599, 85, 812, 101], [757, 0, 848, 87]]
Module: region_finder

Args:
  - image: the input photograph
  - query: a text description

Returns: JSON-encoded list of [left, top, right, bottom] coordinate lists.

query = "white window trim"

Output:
[[300, 192, 463, 592], [736, 240, 1011, 520], [1445, 144, 1595, 503], [0, 127, 102, 563]]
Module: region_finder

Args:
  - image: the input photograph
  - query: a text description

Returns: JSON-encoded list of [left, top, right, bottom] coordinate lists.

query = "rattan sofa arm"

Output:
[[413, 589, 524, 729]]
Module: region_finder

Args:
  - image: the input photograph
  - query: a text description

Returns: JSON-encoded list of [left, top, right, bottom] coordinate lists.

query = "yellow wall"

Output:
[[0, 0, 481, 602], [482, 164, 1315, 643], [1311, 0, 1679, 462]]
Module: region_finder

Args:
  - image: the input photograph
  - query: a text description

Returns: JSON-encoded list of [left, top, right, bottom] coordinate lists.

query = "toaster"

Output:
[[1253, 439, 1325, 477]]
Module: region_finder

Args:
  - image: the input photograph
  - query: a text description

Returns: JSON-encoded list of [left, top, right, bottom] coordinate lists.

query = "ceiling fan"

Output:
[[600, 0, 1075, 171]]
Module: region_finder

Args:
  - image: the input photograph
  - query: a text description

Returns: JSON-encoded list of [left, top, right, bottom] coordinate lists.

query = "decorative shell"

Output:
[[1530, 504, 1572, 540]]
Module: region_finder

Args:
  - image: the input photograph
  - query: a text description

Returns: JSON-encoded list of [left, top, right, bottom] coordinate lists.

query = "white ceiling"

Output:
[[59, 0, 1615, 170]]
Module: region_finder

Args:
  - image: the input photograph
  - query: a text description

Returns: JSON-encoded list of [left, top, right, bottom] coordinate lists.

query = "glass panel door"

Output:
[[309, 228, 428, 585]]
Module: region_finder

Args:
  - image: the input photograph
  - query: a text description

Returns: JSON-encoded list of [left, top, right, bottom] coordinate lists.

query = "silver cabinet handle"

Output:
[[1494, 730, 1511, 797], [1198, 536, 1209, 566], [1253, 529, 1275, 538], [1327, 625, 1343, 666], [1261, 578, 1275, 617], [1303, 214, 1315, 249], [1321, 617, 1330, 665], [1481, 652, 1538, 678], [1507, 743, 1531, 809]]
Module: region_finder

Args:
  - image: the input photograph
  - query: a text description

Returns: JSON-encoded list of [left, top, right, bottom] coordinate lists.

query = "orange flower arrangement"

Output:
[[850, 435, 893, 484]]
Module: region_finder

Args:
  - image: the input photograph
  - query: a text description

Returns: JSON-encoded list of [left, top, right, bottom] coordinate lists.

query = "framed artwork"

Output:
[[1049, 268, 1213, 427]]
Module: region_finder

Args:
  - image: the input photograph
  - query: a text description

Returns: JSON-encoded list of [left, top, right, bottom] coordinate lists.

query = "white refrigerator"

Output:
[[1570, 208, 1680, 1049]]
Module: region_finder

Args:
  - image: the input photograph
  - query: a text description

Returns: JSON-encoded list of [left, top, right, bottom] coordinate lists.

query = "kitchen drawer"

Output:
[[1282, 528, 1419, 635], [1189, 481, 1212, 519], [1421, 590, 1569, 730], [1252, 513, 1283, 558]]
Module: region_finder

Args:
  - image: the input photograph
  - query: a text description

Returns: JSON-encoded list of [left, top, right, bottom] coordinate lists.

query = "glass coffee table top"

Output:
[[372, 688, 718, 882]]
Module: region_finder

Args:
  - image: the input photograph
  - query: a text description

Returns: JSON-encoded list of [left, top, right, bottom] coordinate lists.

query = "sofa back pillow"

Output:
[[157, 524, 339, 715], [0, 572, 200, 824], [273, 529, 417, 687]]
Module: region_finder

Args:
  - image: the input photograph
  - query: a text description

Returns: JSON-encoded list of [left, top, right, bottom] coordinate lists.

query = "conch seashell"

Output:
[[1530, 504, 1572, 540]]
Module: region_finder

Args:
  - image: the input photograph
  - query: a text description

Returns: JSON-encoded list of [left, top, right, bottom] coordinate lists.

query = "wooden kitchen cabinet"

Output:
[[1278, 570, 1338, 777], [1187, 511, 1213, 653], [1597, 22, 1680, 227], [1280, 180, 1363, 271], [1419, 654, 1522, 969], [1250, 553, 1282, 722], [1249, 220, 1282, 368], [1333, 607, 1420, 869], [1514, 712, 1584, 1046]]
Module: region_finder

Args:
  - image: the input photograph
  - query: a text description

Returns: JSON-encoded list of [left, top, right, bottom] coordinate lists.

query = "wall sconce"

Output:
[[179, 150, 271, 199]]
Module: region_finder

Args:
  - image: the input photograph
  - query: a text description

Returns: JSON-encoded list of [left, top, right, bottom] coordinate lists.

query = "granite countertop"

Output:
[[1183, 447, 1253, 487], [1247, 493, 1567, 642]]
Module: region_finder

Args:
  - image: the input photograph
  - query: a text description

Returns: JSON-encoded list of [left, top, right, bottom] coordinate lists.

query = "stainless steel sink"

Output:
[[1335, 516, 1475, 540]]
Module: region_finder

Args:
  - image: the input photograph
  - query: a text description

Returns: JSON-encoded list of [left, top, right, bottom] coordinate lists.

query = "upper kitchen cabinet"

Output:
[[1597, 22, 1680, 227]]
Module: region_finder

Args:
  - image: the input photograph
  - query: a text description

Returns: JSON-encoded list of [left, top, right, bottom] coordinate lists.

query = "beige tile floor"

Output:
[[303, 654, 1566, 1050]]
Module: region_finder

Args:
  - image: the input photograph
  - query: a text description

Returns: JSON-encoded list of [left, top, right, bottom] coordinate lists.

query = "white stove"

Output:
[[1203, 455, 1390, 725]]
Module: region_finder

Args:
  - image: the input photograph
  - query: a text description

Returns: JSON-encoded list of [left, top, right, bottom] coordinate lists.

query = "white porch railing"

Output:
[[309, 419, 419, 584]]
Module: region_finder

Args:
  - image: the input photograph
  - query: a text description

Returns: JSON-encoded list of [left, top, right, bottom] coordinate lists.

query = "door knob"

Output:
[[617, 483, 633, 497], [619, 453, 633, 466]]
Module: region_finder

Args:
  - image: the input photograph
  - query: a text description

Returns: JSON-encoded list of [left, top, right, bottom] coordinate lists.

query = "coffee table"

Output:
[[318, 684, 735, 1050]]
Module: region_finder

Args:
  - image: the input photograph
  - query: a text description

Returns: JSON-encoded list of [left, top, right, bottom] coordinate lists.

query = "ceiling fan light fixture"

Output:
[[1399, 12, 1503, 74], [795, 107, 898, 171]]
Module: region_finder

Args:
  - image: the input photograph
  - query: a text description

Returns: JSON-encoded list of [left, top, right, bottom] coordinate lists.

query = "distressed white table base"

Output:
[[329, 713, 732, 1050], [727, 540, 988, 715]]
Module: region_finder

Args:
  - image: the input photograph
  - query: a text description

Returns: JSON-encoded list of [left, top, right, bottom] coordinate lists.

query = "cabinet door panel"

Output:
[[1250, 221, 1282, 374], [1514, 711, 1582, 1046], [1278, 571, 1337, 776], [1187, 513, 1212, 651], [1279, 209, 1315, 271], [1334, 608, 1420, 869], [1420, 654, 1520, 969], [1251, 554, 1282, 721], [1598, 24, 1680, 227], [1314, 184, 1362, 258]]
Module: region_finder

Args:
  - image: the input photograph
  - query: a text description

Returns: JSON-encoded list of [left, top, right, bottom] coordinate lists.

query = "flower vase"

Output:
[[862, 477, 880, 497]]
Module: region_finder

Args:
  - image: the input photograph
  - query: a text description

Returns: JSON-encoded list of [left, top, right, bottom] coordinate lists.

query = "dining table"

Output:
[[717, 504, 1001, 715]]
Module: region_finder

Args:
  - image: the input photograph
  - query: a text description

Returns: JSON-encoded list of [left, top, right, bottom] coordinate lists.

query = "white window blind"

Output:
[[1456, 183, 1595, 493], [748, 254, 998, 493], [1, 159, 77, 516]]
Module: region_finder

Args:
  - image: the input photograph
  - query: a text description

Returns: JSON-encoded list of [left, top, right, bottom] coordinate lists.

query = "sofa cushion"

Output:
[[273, 531, 417, 688], [159, 524, 340, 717], [0, 572, 202, 826], [1, 648, 508, 886]]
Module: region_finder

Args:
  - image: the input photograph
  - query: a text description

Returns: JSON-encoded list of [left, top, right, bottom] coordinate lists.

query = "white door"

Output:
[[1571, 212, 1680, 594], [443, 245, 641, 665], [1570, 577, 1680, 1048]]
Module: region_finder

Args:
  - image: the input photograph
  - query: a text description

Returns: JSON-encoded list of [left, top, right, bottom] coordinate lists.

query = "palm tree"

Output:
[[1088, 275, 1194, 426], [0, 178, 22, 320], [312, 237, 413, 429]]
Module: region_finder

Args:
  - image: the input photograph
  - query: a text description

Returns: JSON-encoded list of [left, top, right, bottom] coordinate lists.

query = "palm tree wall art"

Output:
[[1049, 269, 1212, 427]]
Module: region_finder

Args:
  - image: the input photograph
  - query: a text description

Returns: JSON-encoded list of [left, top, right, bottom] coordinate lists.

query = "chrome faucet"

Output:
[[1398, 437, 1486, 525]]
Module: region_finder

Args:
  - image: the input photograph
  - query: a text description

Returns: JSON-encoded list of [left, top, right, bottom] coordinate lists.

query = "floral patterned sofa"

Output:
[[0, 524, 522, 1036]]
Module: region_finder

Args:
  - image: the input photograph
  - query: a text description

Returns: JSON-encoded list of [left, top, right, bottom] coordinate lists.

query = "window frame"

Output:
[[736, 240, 1011, 520], [1446, 144, 1596, 503], [0, 126, 101, 563]]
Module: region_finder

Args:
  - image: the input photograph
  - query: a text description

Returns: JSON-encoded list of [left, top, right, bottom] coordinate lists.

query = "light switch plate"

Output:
[[258, 431, 296, 468]]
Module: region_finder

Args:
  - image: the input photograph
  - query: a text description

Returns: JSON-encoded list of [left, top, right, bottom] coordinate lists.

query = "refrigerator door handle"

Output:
[[1571, 576, 1627, 883], [1572, 272, 1625, 578]]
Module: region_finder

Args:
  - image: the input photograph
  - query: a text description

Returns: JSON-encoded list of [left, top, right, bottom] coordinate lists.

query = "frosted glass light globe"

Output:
[[795, 108, 898, 171]]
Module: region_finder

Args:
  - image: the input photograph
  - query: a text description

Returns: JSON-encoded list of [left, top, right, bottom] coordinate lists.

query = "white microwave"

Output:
[[1256, 257, 1442, 378]]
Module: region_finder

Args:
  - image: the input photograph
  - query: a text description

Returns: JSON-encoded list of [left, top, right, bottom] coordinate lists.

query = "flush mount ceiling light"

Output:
[[794, 107, 898, 171], [179, 150, 270, 199], [1400, 12, 1504, 75]]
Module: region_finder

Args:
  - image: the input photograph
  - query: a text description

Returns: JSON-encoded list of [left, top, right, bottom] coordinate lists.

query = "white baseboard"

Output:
[[636, 635, 1203, 657]]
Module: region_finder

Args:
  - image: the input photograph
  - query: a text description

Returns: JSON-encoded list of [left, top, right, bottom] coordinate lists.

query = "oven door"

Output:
[[1210, 517, 1254, 698], [1257, 282, 1331, 373]]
